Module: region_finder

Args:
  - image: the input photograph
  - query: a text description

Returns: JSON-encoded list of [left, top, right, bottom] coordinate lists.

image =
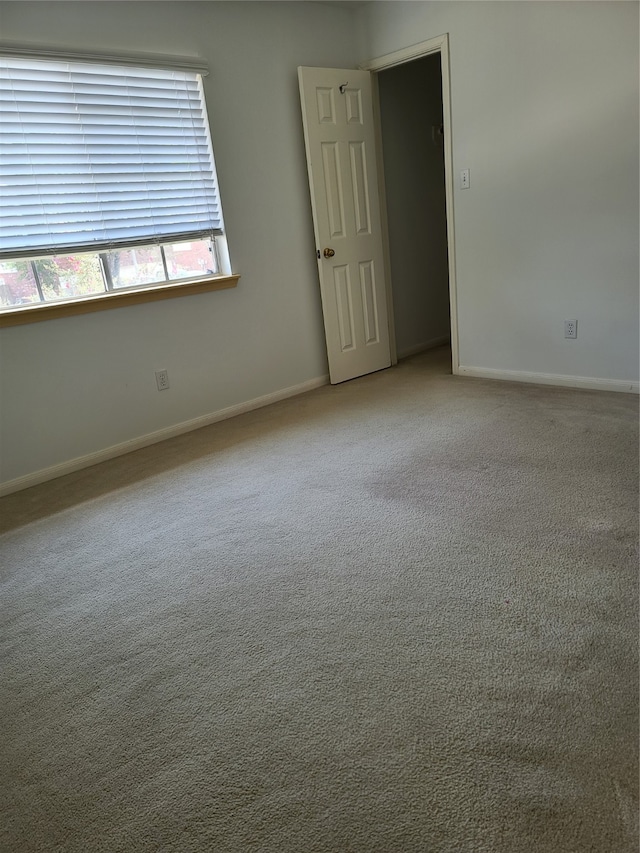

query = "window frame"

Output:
[[0, 45, 237, 325]]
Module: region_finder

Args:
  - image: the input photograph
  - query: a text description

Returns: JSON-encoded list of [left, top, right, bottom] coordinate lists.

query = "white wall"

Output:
[[358, 1, 640, 384], [0, 1, 359, 487], [1, 1, 638, 491], [378, 54, 450, 358]]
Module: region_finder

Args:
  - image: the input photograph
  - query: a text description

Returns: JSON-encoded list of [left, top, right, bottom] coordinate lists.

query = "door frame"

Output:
[[361, 34, 459, 374]]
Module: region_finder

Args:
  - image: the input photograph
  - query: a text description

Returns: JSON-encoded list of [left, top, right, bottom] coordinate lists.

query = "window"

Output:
[[0, 52, 234, 316]]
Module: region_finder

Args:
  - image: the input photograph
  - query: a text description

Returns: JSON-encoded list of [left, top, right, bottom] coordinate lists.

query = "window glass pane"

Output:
[[0, 261, 41, 307], [33, 255, 105, 302], [0, 238, 223, 313], [105, 246, 165, 289], [164, 238, 219, 281]]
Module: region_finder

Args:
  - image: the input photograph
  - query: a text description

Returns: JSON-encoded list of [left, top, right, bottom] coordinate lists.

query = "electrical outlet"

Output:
[[564, 319, 577, 339], [155, 369, 170, 391], [460, 169, 470, 189]]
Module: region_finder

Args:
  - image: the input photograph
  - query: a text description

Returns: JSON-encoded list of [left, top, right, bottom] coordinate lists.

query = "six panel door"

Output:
[[298, 67, 391, 384]]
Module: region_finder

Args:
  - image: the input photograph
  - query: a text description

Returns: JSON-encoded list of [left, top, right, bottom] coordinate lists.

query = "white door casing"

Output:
[[298, 67, 391, 384]]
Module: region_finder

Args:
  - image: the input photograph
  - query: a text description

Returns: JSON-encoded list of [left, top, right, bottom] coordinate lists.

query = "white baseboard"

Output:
[[456, 365, 639, 394], [0, 375, 330, 497], [397, 336, 450, 361]]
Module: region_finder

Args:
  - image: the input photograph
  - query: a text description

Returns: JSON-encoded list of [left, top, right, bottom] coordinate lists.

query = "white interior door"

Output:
[[298, 67, 391, 384]]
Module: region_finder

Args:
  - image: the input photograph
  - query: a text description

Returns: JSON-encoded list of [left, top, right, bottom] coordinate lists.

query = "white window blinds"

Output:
[[0, 56, 222, 259]]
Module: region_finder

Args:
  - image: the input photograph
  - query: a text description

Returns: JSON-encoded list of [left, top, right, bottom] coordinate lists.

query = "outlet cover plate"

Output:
[[155, 369, 170, 390]]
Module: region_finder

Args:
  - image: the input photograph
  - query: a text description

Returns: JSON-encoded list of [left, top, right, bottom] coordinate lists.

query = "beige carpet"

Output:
[[1, 347, 638, 853]]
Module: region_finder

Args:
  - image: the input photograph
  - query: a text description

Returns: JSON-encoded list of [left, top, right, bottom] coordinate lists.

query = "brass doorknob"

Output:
[[323, 248, 335, 258]]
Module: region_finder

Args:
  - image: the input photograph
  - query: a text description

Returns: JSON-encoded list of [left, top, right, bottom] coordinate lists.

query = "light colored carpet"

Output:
[[1, 347, 638, 853]]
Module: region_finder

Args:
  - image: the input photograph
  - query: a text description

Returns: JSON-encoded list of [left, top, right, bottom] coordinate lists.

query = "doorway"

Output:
[[377, 55, 450, 361], [363, 36, 458, 373]]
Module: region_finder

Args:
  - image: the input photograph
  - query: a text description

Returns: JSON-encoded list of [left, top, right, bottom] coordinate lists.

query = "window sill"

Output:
[[0, 274, 240, 328]]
